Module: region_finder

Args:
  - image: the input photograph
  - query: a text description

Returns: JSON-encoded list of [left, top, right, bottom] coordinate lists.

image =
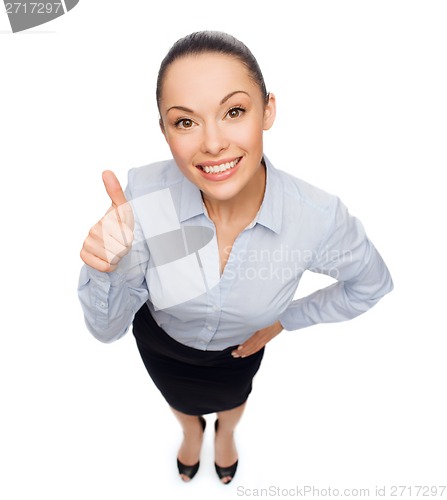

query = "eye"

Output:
[[226, 106, 246, 119], [175, 118, 195, 129]]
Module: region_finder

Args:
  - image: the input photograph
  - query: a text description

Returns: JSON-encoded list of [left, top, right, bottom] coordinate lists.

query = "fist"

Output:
[[80, 171, 135, 272]]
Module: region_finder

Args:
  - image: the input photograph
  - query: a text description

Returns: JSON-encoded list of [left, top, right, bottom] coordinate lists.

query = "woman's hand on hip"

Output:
[[231, 320, 284, 358]]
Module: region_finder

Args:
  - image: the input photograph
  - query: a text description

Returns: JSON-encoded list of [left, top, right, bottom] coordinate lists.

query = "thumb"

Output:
[[102, 170, 127, 207]]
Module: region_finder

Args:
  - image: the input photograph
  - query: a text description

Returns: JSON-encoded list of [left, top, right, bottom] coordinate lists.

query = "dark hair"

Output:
[[156, 31, 269, 111]]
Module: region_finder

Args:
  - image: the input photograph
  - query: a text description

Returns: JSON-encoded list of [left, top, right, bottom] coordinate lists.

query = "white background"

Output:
[[1, 1, 446, 499]]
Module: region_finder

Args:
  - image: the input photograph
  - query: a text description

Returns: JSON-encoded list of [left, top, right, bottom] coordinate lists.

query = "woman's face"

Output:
[[159, 52, 276, 203]]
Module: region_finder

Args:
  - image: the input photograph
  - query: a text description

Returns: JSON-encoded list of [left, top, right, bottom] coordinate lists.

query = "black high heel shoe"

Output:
[[214, 419, 238, 484], [177, 415, 206, 481]]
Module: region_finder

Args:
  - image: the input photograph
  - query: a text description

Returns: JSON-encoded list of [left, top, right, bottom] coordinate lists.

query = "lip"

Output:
[[195, 156, 243, 182], [196, 157, 241, 168]]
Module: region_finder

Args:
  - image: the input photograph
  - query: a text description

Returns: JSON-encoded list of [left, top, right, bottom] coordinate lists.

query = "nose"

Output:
[[200, 122, 229, 156]]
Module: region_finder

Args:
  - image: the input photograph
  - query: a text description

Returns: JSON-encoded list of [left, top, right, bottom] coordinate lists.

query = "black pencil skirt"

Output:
[[132, 302, 265, 416]]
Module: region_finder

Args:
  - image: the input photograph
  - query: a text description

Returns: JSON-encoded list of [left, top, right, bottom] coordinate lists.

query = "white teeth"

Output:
[[201, 158, 240, 174]]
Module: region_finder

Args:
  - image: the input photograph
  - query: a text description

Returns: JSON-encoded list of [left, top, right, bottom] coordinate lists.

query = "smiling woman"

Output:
[[158, 51, 275, 219], [78, 31, 393, 485]]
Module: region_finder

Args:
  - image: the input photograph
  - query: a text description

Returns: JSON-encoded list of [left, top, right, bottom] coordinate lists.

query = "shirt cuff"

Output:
[[85, 265, 127, 286], [78, 264, 128, 331]]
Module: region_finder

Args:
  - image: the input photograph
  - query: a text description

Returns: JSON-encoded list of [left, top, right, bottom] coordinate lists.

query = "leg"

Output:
[[214, 401, 246, 483], [170, 406, 206, 482]]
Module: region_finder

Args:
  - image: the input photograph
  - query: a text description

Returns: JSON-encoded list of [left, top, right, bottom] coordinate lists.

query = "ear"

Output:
[[263, 92, 276, 131], [159, 117, 166, 137]]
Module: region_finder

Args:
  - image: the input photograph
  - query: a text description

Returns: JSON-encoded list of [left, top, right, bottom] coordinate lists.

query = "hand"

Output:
[[80, 170, 135, 272], [231, 320, 284, 358]]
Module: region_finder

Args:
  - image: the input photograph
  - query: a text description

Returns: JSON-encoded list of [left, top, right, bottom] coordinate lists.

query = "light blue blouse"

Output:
[[77, 155, 393, 350]]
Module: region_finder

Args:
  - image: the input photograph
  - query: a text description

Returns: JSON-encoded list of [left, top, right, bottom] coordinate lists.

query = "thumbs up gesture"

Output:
[[80, 171, 135, 272]]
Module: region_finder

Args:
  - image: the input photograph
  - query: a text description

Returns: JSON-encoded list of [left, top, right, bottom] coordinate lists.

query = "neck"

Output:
[[202, 160, 266, 225]]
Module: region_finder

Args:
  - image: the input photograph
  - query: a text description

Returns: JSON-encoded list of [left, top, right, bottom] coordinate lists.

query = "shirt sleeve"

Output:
[[77, 173, 150, 343], [277, 196, 394, 331], [77, 255, 149, 343]]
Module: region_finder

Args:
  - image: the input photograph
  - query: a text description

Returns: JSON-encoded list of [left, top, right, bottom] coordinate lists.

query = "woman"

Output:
[[78, 31, 393, 484]]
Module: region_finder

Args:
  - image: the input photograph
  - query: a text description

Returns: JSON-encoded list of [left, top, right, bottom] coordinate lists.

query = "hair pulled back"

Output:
[[156, 31, 268, 110]]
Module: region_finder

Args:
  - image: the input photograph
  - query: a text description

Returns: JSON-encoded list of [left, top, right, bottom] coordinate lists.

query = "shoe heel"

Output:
[[177, 415, 206, 481], [214, 419, 238, 484]]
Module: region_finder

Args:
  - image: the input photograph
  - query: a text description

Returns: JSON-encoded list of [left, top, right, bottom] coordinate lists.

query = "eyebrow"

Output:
[[220, 90, 250, 104], [166, 90, 250, 114]]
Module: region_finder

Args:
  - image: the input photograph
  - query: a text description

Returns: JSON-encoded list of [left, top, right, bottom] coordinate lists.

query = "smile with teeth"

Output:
[[199, 158, 241, 174]]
